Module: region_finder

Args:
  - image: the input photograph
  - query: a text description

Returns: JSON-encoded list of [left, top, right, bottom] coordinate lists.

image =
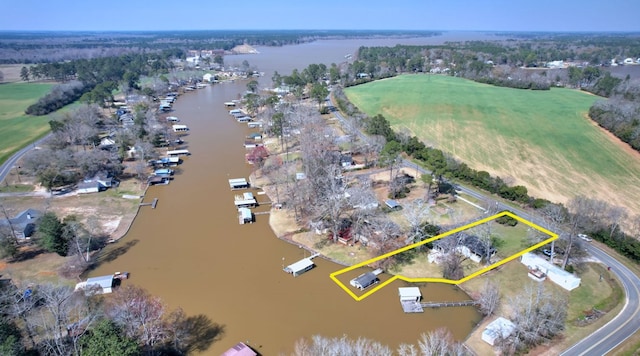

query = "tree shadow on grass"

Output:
[[11, 246, 45, 262]]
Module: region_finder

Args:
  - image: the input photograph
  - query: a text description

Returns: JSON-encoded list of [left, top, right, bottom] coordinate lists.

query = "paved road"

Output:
[[328, 95, 640, 355], [0, 135, 49, 184]]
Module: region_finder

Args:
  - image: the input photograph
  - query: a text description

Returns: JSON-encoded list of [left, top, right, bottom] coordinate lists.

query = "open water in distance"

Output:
[[92, 33, 484, 355]]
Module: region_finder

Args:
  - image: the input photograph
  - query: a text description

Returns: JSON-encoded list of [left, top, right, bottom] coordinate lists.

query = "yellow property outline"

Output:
[[329, 211, 558, 301]]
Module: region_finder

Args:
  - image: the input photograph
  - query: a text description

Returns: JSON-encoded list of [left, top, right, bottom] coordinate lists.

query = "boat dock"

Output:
[[140, 198, 158, 209], [421, 300, 479, 308], [400, 300, 479, 313]]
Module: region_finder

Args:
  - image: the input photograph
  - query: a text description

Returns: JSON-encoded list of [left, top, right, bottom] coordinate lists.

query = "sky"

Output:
[[1, 0, 639, 32]]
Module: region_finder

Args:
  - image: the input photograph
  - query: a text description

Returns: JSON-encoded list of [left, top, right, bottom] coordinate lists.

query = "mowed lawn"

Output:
[[345, 75, 640, 215], [0, 83, 53, 164]]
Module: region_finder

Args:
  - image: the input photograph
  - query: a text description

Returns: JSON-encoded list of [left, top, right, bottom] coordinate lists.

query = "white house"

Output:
[[203, 73, 215, 82], [482, 317, 515, 346], [520, 252, 581, 291]]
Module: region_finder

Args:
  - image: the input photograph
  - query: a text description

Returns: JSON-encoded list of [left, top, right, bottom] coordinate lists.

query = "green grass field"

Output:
[[0, 82, 54, 164], [345, 75, 640, 214]]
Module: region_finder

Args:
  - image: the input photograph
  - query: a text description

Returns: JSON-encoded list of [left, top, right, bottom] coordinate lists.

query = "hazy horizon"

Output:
[[1, 0, 639, 32]]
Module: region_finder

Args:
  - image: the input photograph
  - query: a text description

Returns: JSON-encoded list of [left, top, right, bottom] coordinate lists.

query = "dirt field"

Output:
[[0, 64, 27, 83]]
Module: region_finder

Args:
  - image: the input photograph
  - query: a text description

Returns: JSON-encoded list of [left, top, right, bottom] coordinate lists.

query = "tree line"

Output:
[[24, 52, 177, 116], [0, 281, 222, 355]]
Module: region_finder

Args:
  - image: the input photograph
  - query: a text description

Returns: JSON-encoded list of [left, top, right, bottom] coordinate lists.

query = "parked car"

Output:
[[578, 233, 592, 242]]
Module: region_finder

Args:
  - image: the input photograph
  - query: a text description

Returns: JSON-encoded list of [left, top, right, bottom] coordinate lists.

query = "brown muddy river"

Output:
[[92, 35, 483, 355]]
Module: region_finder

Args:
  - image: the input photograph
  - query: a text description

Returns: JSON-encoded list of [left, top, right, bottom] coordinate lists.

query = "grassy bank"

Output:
[[0, 82, 54, 164], [345, 75, 640, 215]]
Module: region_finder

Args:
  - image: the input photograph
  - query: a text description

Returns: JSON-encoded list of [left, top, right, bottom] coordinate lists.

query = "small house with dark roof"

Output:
[[0, 208, 41, 239], [350, 269, 383, 290], [434, 232, 495, 263]]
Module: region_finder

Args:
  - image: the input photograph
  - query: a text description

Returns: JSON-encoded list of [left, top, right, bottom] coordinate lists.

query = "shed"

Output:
[[385, 199, 401, 210], [222, 342, 257, 356], [284, 258, 315, 277], [482, 317, 515, 346], [398, 287, 422, 302]]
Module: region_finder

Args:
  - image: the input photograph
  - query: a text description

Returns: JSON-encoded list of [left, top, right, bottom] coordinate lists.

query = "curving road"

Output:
[[0, 135, 50, 184], [328, 96, 640, 355]]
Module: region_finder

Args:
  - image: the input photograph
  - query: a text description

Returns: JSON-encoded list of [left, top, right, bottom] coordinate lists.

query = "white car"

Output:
[[578, 233, 592, 242]]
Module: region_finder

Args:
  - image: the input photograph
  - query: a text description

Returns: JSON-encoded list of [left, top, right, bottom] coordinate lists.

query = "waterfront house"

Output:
[[0, 208, 41, 239], [350, 269, 382, 290]]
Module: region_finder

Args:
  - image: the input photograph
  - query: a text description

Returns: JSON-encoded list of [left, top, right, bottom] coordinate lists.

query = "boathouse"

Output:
[[75, 275, 115, 295], [283, 258, 315, 277], [229, 178, 250, 190], [238, 208, 253, 224], [222, 342, 256, 356], [350, 269, 382, 290], [234, 192, 257, 208], [166, 149, 191, 157], [399, 287, 422, 302], [148, 176, 170, 186]]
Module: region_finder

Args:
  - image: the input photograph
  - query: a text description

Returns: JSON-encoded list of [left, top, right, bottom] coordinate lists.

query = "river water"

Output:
[[92, 34, 483, 355]]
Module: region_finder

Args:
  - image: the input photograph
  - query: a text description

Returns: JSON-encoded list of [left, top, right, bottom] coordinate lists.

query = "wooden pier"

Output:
[[401, 300, 479, 313], [420, 300, 479, 308], [140, 198, 158, 209]]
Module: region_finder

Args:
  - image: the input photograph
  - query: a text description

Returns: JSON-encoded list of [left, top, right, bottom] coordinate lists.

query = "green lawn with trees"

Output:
[[345, 74, 640, 214], [0, 83, 53, 164]]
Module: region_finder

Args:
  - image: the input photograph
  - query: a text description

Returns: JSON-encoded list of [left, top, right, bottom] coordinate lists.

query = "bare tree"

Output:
[[500, 283, 568, 354], [291, 334, 393, 356], [563, 196, 594, 269], [105, 285, 169, 350], [35, 283, 98, 356], [403, 199, 431, 244], [477, 280, 501, 316], [416, 328, 468, 356]]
